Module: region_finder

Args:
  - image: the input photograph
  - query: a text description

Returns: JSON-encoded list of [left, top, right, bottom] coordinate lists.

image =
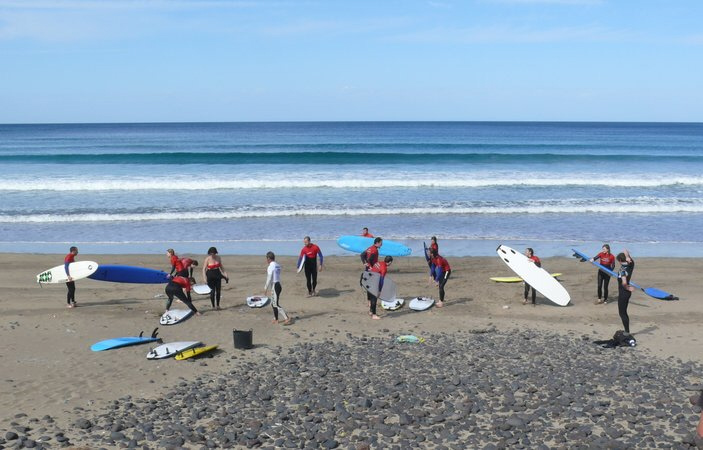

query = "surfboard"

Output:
[[409, 297, 435, 311], [175, 344, 218, 360], [147, 341, 202, 360], [91, 329, 161, 352], [497, 245, 570, 306], [247, 296, 270, 308], [381, 298, 404, 311], [490, 273, 562, 283], [159, 309, 194, 325], [297, 257, 305, 274], [359, 271, 398, 301], [88, 265, 170, 284], [337, 236, 412, 257], [572, 248, 678, 300], [192, 284, 211, 295], [37, 261, 99, 284]]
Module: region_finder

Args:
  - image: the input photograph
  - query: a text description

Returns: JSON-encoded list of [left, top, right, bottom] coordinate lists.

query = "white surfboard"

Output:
[[297, 258, 305, 274], [159, 309, 194, 325], [409, 297, 435, 311], [192, 284, 211, 295], [36, 261, 99, 284], [147, 341, 201, 360], [246, 296, 270, 308], [359, 271, 397, 301], [381, 298, 404, 311], [496, 245, 570, 306]]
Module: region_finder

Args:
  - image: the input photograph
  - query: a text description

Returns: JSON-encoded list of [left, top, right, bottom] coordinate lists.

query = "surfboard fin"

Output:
[[139, 331, 144, 338], [151, 328, 159, 338]]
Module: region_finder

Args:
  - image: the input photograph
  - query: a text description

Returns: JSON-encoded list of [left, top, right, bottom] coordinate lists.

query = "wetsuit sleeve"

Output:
[[378, 274, 385, 292], [265, 266, 273, 291], [434, 266, 444, 282], [65, 262, 71, 276], [318, 247, 323, 266], [360, 252, 367, 264]]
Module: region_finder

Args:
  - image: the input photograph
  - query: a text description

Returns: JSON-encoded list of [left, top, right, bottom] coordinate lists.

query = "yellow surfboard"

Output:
[[175, 345, 218, 360], [490, 273, 562, 283]]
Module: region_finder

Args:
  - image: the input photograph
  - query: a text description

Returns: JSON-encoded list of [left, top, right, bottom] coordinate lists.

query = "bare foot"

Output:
[[195, 312, 202, 316], [271, 319, 279, 324], [522, 299, 529, 305], [436, 301, 444, 308], [66, 304, 74, 308], [371, 315, 381, 320], [282, 318, 293, 326], [215, 306, 222, 311]]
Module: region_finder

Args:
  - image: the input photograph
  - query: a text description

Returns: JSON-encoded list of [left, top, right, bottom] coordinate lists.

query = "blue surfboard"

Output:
[[91, 329, 162, 351], [337, 236, 412, 257], [572, 249, 678, 300], [88, 265, 170, 284]]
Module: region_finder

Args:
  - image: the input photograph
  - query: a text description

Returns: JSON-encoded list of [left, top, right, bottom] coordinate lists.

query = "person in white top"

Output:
[[265, 251, 291, 325]]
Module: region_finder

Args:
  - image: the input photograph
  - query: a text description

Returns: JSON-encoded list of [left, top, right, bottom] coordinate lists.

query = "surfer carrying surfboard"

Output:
[[361, 237, 383, 270], [523, 248, 541, 305], [429, 249, 450, 308], [367, 256, 393, 320], [265, 251, 291, 325], [298, 237, 323, 297], [590, 244, 616, 304], [64, 246, 78, 308], [164, 276, 200, 316], [203, 247, 229, 311]]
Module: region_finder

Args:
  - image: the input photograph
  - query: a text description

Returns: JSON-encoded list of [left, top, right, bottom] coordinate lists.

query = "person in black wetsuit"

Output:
[[202, 246, 229, 310], [616, 250, 636, 335]]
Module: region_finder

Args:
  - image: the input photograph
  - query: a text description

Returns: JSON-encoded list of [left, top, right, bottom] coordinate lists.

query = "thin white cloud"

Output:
[[388, 24, 631, 44]]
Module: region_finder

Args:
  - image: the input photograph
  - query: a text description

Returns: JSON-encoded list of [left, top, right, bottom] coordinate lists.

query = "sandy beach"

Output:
[[1, 253, 702, 447]]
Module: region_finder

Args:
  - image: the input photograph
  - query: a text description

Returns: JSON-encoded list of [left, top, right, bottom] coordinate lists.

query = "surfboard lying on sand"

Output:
[[359, 271, 398, 301], [88, 265, 170, 284], [381, 298, 405, 311], [192, 284, 211, 295], [490, 273, 562, 283], [37, 261, 99, 284], [497, 245, 570, 306], [159, 309, 194, 325], [91, 328, 161, 351], [175, 345, 218, 360], [147, 341, 202, 360], [409, 297, 435, 311], [572, 248, 678, 300], [247, 296, 270, 308], [337, 236, 412, 257]]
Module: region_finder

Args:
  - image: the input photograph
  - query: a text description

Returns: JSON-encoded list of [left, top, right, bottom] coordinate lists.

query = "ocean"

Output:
[[1, 121, 702, 257]]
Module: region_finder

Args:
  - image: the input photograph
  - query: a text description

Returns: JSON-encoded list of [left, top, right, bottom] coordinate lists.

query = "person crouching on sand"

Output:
[[265, 251, 292, 325], [165, 276, 201, 316]]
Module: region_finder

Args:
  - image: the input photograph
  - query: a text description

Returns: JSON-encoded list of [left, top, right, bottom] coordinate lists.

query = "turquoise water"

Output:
[[0, 121, 701, 256]]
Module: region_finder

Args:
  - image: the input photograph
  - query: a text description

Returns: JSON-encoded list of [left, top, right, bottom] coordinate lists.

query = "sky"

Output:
[[0, 0, 702, 123]]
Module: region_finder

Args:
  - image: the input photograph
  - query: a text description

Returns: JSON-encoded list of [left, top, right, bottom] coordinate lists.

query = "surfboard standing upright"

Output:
[[359, 271, 398, 301], [496, 245, 570, 306]]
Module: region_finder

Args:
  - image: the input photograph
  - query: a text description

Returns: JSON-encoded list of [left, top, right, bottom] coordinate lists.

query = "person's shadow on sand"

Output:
[[316, 288, 355, 298]]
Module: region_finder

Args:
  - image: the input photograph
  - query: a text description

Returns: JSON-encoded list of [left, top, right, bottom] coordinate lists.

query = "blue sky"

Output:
[[1, 0, 701, 123]]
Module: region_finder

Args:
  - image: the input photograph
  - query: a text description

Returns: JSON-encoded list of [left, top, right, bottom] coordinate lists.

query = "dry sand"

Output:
[[1, 253, 701, 430]]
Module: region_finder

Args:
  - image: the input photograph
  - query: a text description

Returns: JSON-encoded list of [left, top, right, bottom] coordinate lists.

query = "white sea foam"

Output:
[[1, 175, 703, 191], [3, 202, 703, 223]]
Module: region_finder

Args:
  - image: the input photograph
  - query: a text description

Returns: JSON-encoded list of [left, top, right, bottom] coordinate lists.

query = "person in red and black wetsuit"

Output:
[[297, 236, 323, 297], [429, 249, 450, 308], [361, 227, 374, 238], [523, 248, 541, 305], [202, 246, 229, 310], [361, 237, 383, 270], [178, 257, 198, 278], [591, 244, 616, 304], [64, 246, 79, 308], [166, 249, 183, 278], [367, 256, 393, 320], [164, 275, 200, 315]]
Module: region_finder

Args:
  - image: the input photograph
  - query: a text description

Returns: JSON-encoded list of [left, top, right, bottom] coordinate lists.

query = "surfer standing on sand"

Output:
[[367, 256, 393, 320], [265, 251, 291, 325], [361, 237, 383, 270], [64, 246, 78, 308], [591, 244, 616, 304], [523, 248, 540, 306], [429, 249, 450, 308], [202, 247, 228, 311], [616, 250, 636, 335], [298, 236, 323, 297], [164, 276, 200, 316]]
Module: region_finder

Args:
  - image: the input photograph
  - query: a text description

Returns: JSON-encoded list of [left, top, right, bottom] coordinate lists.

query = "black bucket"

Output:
[[233, 329, 253, 349]]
